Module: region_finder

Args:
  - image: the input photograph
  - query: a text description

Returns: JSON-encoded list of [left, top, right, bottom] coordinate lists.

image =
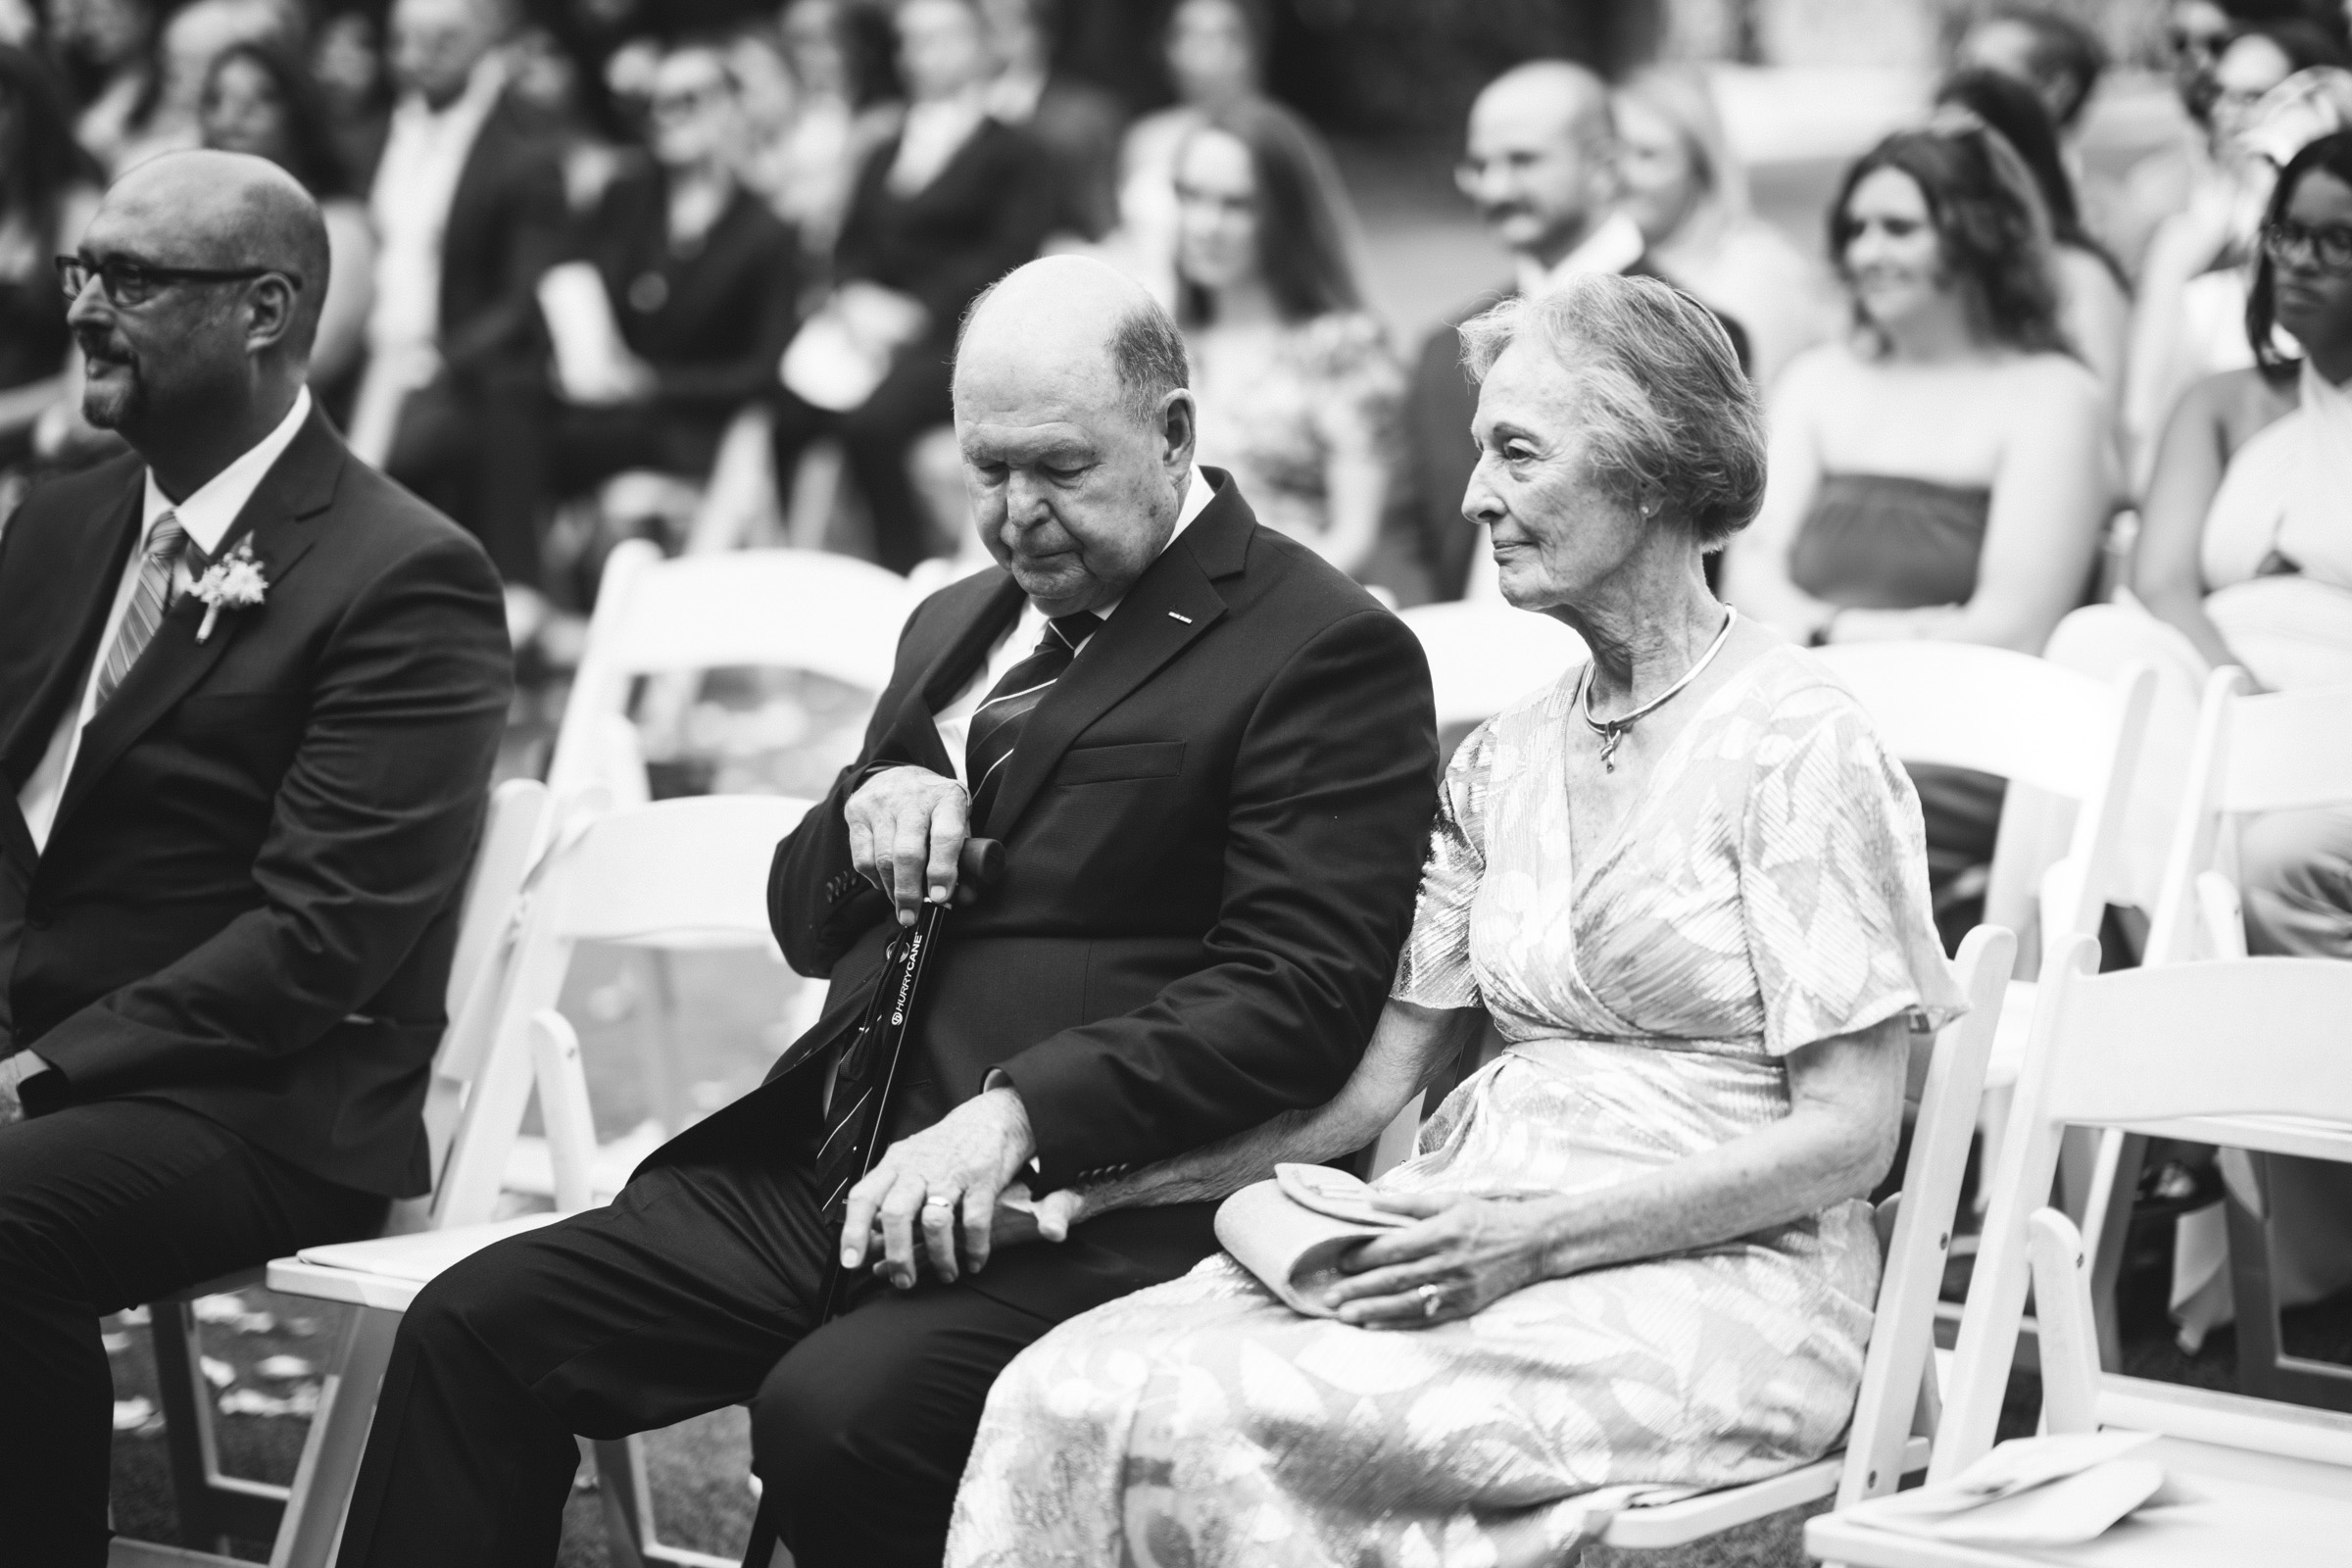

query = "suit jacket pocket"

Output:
[[1056, 741, 1185, 786]]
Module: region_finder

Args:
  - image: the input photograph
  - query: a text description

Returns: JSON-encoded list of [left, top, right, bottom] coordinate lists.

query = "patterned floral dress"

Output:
[[947, 645, 1967, 1568]]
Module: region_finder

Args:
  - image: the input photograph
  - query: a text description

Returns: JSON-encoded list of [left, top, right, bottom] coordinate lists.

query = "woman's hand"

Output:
[[1321, 1191, 1560, 1329]]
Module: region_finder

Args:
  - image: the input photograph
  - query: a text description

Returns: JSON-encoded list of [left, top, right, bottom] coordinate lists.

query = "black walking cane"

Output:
[[816, 834, 1004, 1321]]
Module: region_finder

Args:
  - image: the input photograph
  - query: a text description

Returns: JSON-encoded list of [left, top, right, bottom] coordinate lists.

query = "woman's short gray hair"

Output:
[[1459, 273, 1766, 547]]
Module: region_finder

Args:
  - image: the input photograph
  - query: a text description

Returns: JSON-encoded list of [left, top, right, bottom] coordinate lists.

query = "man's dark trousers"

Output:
[[338, 1092, 1216, 1566], [0, 1102, 383, 1561]]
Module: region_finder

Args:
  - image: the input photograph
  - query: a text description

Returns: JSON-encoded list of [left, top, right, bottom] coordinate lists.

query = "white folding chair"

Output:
[[1572, 925, 2013, 1552], [111, 779, 549, 1568], [546, 538, 911, 808], [537, 539, 903, 1167], [1809, 645, 2156, 1233], [1807, 939, 2352, 1568], [1395, 600, 1587, 733], [264, 794, 812, 1568], [2078, 670, 2352, 1399]]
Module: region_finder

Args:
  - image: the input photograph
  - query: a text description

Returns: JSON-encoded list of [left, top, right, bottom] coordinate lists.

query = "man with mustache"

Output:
[[0, 150, 509, 1563], [333, 255, 1438, 1568], [1369, 61, 1749, 607]]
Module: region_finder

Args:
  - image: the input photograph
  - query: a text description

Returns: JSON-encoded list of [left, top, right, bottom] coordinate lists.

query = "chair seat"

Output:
[[1599, 1436, 1930, 1549], [266, 1213, 565, 1312], [1804, 1437, 2352, 1567]]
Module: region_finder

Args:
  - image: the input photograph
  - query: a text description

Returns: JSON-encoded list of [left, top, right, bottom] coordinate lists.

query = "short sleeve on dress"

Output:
[[1391, 719, 1494, 1010], [1738, 686, 1970, 1056]]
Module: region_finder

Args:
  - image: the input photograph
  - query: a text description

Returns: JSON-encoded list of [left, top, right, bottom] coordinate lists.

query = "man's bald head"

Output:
[[957, 256, 1189, 431], [1461, 60, 1619, 269], [102, 150, 328, 351], [69, 150, 325, 454], [953, 258, 1199, 615]]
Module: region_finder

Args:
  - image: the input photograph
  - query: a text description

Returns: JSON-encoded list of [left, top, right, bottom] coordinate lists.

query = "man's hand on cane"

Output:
[[841, 1087, 1038, 1288], [845, 766, 970, 925]]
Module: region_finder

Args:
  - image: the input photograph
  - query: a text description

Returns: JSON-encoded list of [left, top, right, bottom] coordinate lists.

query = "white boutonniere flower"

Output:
[[189, 541, 268, 643]]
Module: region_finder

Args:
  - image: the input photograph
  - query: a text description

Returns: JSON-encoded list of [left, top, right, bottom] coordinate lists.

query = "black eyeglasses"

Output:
[[2261, 220, 2352, 277], [56, 255, 302, 308]]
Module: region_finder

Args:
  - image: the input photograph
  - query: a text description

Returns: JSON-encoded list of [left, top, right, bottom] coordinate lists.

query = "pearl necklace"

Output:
[[1578, 608, 1737, 771]]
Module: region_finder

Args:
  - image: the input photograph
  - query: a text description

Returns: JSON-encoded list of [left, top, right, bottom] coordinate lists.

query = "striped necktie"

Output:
[[964, 612, 1102, 828], [93, 513, 194, 710]]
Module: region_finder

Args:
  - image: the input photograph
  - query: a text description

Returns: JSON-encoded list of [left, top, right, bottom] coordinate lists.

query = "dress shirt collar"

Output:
[[141, 386, 313, 560], [986, 64, 1049, 123], [889, 85, 990, 197], [1514, 210, 1646, 299]]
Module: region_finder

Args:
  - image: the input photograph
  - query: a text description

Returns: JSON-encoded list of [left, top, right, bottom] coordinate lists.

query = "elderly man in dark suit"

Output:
[[335, 255, 1439, 1568], [354, 0, 567, 614], [1368, 61, 1749, 607], [0, 151, 510, 1565]]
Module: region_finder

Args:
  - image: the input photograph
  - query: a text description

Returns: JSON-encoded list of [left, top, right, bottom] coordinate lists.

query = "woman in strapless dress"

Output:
[[1724, 117, 2113, 940]]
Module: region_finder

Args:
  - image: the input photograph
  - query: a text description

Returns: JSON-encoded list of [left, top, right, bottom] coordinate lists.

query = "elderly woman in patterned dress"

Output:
[[946, 272, 1969, 1568]]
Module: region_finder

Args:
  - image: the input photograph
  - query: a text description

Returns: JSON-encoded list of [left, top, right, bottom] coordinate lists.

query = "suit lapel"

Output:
[[978, 477, 1250, 839], [50, 414, 344, 838], [0, 469, 143, 873]]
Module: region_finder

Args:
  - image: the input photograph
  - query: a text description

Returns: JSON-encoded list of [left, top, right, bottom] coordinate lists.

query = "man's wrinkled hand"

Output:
[[841, 1088, 1036, 1288], [845, 765, 969, 926], [0, 1053, 49, 1129]]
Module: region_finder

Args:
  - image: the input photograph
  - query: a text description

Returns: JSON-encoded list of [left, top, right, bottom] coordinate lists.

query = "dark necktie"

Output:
[[963, 612, 1102, 829]]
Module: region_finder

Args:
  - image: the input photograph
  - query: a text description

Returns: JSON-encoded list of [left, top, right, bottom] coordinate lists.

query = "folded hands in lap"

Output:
[[1323, 1191, 1562, 1328]]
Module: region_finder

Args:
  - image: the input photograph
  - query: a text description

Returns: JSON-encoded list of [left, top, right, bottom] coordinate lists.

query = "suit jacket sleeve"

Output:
[[1000, 607, 1438, 1191], [27, 534, 513, 1096], [440, 135, 570, 377]]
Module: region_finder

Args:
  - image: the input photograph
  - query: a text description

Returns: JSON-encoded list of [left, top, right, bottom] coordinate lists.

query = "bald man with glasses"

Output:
[[0, 150, 510, 1564]]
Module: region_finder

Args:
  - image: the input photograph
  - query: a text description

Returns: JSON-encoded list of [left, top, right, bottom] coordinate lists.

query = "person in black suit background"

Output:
[[772, 0, 1058, 574], [981, 0, 1127, 242], [0, 151, 511, 1565], [547, 37, 802, 501], [333, 256, 1438, 1568], [1366, 61, 1749, 607], [353, 0, 569, 621]]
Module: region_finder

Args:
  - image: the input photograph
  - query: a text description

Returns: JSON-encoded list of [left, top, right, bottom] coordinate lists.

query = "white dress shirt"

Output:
[[930, 469, 1213, 785], [15, 387, 314, 854], [1514, 210, 1646, 299]]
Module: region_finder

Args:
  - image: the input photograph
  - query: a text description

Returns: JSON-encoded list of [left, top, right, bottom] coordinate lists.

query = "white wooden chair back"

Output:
[[1809, 645, 2156, 963], [545, 539, 912, 804], [1835, 923, 2014, 1506], [1935, 938, 2352, 1480], [430, 794, 814, 1229], [378, 779, 548, 1235], [2145, 668, 2352, 965], [1396, 602, 1586, 729]]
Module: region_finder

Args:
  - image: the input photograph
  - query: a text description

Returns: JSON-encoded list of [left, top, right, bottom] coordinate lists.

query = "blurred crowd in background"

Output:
[[1, 0, 2350, 897]]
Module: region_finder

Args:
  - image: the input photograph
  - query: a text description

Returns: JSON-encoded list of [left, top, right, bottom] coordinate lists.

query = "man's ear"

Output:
[[1160, 388, 1199, 472], [244, 274, 298, 353]]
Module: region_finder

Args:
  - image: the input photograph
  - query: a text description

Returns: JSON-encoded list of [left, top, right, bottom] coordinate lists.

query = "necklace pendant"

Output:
[[1598, 728, 1621, 771]]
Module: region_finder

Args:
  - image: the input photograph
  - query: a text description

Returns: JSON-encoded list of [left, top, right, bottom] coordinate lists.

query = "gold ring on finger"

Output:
[[1417, 1282, 1442, 1318]]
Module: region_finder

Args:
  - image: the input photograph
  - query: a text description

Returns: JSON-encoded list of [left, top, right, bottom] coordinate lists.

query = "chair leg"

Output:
[[596, 1431, 745, 1568], [267, 1306, 399, 1568], [148, 1298, 230, 1552], [2082, 1130, 2147, 1373], [2224, 1152, 2288, 1404]]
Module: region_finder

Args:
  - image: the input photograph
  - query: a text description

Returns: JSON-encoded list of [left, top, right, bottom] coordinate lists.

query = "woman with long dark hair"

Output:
[[1937, 66, 2132, 407], [0, 45, 101, 514], [198, 38, 376, 398], [1724, 117, 2111, 936], [1172, 99, 1398, 573]]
